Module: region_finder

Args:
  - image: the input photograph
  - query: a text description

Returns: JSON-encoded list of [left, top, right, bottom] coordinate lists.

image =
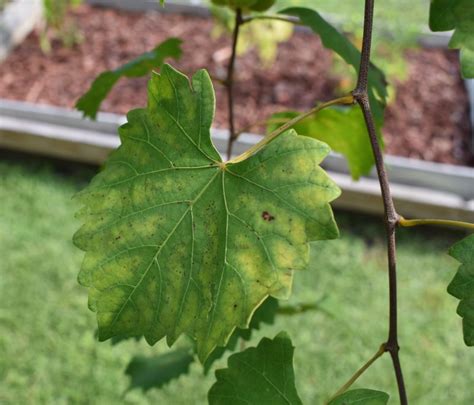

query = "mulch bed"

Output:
[[0, 4, 472, 166]]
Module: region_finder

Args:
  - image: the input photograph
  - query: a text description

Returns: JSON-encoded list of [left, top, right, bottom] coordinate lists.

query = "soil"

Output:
[[0, 4, 471, 166]]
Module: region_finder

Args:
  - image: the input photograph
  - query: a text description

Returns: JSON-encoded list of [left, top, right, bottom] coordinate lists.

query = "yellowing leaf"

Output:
[[73, 64, 340, 362]]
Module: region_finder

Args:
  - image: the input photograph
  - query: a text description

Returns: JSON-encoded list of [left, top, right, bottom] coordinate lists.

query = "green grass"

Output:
[[0, 157, 472, 404]]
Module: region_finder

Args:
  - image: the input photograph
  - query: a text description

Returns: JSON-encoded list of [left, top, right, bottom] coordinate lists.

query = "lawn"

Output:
[[0, 156, 472, 404]]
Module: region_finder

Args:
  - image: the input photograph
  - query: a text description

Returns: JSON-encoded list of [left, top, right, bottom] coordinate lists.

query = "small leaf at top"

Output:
[[429, 0, 474, 78], [73, 64, 340, 362], [269, 105, 383, 180], [447, 233, 474, 345], [328, 389, 389, 405], [125, 348, 194, 392], [208, 332, 303, 405], [279, 7, 387, 123], [75, 38, 182, 119]]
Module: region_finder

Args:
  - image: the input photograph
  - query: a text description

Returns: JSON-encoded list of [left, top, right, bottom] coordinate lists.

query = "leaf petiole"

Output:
[[228, 95, 354, 164], [399, 217, 474, 231], [325, 343, 386, 404]]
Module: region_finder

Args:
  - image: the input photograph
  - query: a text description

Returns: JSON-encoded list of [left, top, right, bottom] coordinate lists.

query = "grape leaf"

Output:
[[447, 234, 474, 346], [429, 0, 474, 78], [203, 296, 278, 373], [278, 7, 387, 123], [208, 332, 302, 405], [75, 38, 182, 119], [269, 105, 382, 180], [73, 64, 340, 362], [125, 348, 194, 392], [328, 389, 389, 405]]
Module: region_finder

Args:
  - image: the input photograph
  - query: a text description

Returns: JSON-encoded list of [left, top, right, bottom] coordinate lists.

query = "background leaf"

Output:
[[125, 348, 194, 392], [328, 388, 389, 405], [429, 0, 474, 78], [73, 64, 340, 362], [208, 332, 302, 405], [447, 234, 474, 346], [269, 105, 382, 180], [279, 7, 387, 123], [75, 38, 182, 119]]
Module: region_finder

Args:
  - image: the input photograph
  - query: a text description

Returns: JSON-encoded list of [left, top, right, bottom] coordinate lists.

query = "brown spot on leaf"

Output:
[[262, 211, 275, 222]]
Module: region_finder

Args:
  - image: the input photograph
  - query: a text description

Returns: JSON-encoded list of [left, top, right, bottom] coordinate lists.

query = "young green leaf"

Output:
[[269, 105, 382, 180], [75, 38, 182, 119], [429, 0, 474, 78], [208, 332, 302, 405], [278, 7, 387, 123], [447, 234, 474, 345], [125, 349, 194, 392], [328, 389, 389, 405], [73, 64, 340, 362]]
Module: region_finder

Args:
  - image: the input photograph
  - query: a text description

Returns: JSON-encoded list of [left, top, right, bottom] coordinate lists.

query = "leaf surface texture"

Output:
[[208, 332, 302, 405]]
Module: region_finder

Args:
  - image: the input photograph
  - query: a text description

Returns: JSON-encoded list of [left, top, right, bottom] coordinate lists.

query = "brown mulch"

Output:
[[0, 5, 471, 166]]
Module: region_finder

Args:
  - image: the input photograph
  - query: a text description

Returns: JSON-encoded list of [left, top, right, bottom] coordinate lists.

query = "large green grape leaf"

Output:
[[125, 348, 194, 392], [279, 7, 387, 123], [73, 64, 340, 362], [269, 105, 382, 180], [447, 234, 474, 345], [75, 38, 182, 119], [328, 389, 389, 405], [429, 0, 474, 78], [208, 332, 302, 405]]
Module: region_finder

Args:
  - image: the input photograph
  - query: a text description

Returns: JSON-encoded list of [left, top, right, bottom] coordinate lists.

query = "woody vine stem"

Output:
[[225, 8, 242, 159], [353, 0, 408, 403]]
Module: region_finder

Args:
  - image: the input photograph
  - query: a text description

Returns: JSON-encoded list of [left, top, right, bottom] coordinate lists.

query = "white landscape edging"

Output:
[[0, 0, 42, 61], [0, 98, 473, 222]]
